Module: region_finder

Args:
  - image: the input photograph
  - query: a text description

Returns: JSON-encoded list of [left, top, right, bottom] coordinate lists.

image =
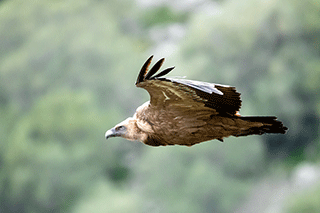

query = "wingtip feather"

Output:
[[151, 66, 175, 79], [145, 58, 165, 80], [136, 55, 154, 85]]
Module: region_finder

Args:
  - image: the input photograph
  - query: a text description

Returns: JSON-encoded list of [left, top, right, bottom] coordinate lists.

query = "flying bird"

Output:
[[105, 56, 287, 146]]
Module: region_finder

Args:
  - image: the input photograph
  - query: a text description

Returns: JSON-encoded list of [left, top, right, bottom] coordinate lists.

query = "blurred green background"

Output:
[[0, 0, 319, 212]]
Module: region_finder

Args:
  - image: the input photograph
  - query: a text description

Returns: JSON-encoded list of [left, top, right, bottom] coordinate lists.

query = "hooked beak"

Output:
[[105, 128, 117, 139]]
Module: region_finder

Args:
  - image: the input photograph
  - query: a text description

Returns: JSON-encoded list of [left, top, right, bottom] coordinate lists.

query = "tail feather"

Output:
[[235, 116, 288, 137]]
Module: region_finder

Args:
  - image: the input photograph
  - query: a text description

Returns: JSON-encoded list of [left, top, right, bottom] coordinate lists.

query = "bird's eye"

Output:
[[115, 125, 125, 131]]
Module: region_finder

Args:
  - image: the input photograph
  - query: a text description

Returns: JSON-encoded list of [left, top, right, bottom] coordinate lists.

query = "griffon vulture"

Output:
[[105, 56, 287, 146]]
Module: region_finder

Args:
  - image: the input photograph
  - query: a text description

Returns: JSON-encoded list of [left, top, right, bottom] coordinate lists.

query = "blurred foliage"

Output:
[[0, 0, 319, 212], [140, 6, 189, 28], [285, 183, 320, 213]]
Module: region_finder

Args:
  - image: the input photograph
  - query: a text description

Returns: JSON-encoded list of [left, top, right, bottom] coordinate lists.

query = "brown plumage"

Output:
[[105, 56, 288, 146]]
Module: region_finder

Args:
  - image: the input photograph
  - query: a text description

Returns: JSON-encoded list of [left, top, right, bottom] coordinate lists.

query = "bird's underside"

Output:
[[134, 102, 286, 146], [105, 56, 288, 147]]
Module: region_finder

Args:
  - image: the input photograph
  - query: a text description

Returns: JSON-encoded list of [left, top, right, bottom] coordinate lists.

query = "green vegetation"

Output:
[[0, 0, 319, 212], [285, 183, 320, 213]]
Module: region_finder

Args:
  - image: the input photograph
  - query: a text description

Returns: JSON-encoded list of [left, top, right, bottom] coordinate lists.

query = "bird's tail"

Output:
[[234, 116, 288, 137]]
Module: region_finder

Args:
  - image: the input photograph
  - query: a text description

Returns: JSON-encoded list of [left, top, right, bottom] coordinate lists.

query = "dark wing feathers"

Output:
[[136, 56, 242, 115], [136, 55, 153, 85], [151, 66, 175, 79], [167, 78, 241, 115], [191, 83, 241, 115], [144, 58, 165, 80]]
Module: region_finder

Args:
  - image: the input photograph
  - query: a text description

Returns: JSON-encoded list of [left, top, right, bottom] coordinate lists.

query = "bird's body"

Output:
[[105, 56, 287, 146]]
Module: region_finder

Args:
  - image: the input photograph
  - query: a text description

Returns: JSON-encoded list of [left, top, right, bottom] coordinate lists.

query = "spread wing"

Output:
[[135, 56, 241, 115]]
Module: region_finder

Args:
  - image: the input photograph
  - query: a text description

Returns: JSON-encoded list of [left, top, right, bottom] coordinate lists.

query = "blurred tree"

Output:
[[139, 5, 188, 28], [178, 0, 320, 162], [0, 0, 147, 212], [285, 184, 320, 213], [2, 91, 111, 212]]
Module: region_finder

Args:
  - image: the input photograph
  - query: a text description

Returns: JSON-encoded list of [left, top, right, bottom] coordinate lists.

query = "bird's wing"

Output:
[[135, 56, 242, 115]]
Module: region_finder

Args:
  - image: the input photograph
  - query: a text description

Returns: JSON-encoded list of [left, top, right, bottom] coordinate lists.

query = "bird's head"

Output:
[[105, 117, 141, 141]]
